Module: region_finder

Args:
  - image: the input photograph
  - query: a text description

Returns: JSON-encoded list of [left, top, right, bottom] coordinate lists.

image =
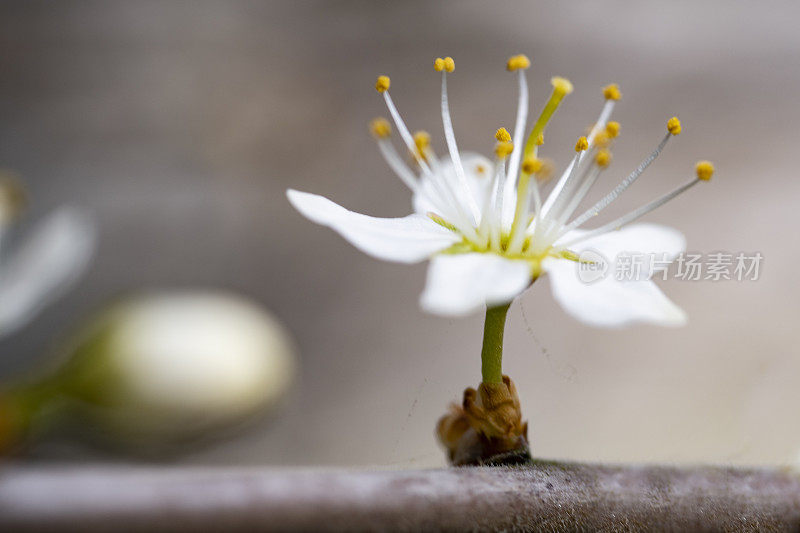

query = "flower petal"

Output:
[[558, 223, 685, 278], [420, 253, 533, 316], [287, 189, 460, 264], [542, 256, 687, 328], [0, 208, 95, 337]]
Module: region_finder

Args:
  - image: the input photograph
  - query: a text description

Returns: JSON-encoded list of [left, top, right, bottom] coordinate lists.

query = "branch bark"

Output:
[[2, 461, 800, 531]]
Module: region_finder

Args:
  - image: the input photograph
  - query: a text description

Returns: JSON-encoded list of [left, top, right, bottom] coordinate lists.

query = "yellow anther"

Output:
[[605, 121, 620, 138], [535, 132, 544, 146], [595, 149, 612, 168], [506, 54, 531, 71], [475, 164, 487, 175], [667, 116, 682, 135], [551, 76, 574, 96], [375, 75, 391, 93], [413, 130, 431, 152], [495, 141, 514, 159], [369, 117, 392, 139], [495, 127, 511, 142], [521, 156, 542, 174], [575, 136, 589, 152], [603, 83, 621, 101], [594, 131, 611, 148], [435, 56, 455, 73], [695, 160, 714, 181]]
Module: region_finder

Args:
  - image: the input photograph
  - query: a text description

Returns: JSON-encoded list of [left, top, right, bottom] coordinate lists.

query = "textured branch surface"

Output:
[[2, 461, 800, 531]]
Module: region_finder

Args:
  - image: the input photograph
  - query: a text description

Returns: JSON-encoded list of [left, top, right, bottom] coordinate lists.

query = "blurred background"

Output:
[[0, 0, 796, 468]]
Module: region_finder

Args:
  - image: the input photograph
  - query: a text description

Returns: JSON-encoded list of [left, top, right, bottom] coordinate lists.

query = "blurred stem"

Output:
[[0, 376, 64, 454], [480, 302, 511, 384]]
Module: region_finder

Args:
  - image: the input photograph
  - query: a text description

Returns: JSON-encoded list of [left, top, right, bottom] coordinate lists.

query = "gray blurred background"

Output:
[[0, 0, 797, 468]]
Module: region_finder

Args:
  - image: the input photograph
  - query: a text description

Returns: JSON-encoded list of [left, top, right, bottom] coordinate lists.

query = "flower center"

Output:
[[370, 55, 714, 264]]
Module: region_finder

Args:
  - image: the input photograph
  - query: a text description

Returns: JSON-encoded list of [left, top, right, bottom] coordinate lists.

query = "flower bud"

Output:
[[13, 291, 296, 452]]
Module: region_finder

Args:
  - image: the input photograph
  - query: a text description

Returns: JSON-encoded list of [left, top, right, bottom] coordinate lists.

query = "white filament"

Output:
[[440, 73, 481, 225], [504, 69, 529, 215], [560, 178, 699, 248], [558, 131, 673, 238], [382, 91, 432, 176], [541, 99, 616, 217], [376, 140, 420, 193]]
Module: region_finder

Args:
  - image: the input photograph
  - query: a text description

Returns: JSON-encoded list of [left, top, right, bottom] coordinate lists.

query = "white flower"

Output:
[[288, 56, 714, 326], [0, 175, 95, 337]]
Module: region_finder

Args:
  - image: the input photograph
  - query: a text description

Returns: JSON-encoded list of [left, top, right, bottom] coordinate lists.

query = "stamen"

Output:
[[378, 80, 433, 176], [413, 130, 431, 160], [554, 150, 611, 223], [369, 117, 391, 139], [434, 57, 456, 73], [540, 84, 612, 217], [506, 54, 531, 71], [542, 149, 610, 244], [603, 83, 622, 101], [495, 127, 511, 142], [375, 75, 391, 93], [535, 138, 590, 243], [370, 118, 475, 241], [560, 170, 709, 249], [437, 57, 482, 224], [667, 116, 682, 135], [504, 65, 530, 226], [696, 160, 714, 181], [376, 139, 420, 193], [508, 77, 574, 252], [595, 149, 612, 168], [521, 157, 542, 174], [482, 157, 507, 250], [482, 140, 515, 246], [494, 141, 514, 159], [427, 213, 458, 232], [490, 158, 509, 251], [593, 131, 612, 148], [559, 117, 682, 235], [376, 81, 478, 238], [605, 121, 620, 139]]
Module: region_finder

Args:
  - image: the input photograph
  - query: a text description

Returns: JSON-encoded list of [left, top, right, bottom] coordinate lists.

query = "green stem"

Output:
[[480, 302, 511, 384], [0, 374, 69, 453]]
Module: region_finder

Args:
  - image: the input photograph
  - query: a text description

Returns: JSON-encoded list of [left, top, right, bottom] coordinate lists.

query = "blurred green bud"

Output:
[[48, 290, 296, 449]]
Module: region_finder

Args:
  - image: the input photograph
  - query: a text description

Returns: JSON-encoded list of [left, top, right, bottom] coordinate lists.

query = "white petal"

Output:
[[0, 208, 96, 337], [557, 223, 685, 278], [287, 189, 459, 264], [559, 223, 685, 259], [543, 256, 687, 328], [420, 253, 532, 316]]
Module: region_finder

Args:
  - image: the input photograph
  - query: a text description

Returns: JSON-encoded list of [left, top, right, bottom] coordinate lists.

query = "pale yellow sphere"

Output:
[[64, 290, 296, 445]]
